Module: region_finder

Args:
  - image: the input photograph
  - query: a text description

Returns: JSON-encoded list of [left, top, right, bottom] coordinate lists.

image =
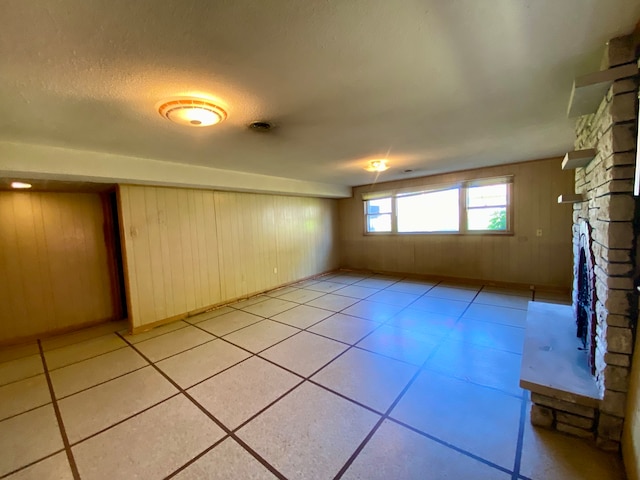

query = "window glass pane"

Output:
[[397, 189, 459, 232], [467, 184, 506, 208], [367, 213, 391, 232], [366, 198, 392, 214], [468, 207, 507, 230]]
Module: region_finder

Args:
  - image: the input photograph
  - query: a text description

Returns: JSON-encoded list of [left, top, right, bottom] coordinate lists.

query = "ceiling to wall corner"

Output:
[[0, 0, 638, 193]]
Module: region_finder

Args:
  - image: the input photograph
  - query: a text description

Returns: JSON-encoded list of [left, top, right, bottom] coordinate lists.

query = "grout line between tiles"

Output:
[[37, 340, 81, 480], [0, 448, 66, 479], [386, 417, 516, 477], [45, 344, 130, 373], [163, 435, 230, 479], [0, 397, 52, 424], [114, 332, 288, 480], [54, 364, 149, 401], [511, 390, 529, 480], [0, 370, 46, 389], [68, 393, 182, 447]]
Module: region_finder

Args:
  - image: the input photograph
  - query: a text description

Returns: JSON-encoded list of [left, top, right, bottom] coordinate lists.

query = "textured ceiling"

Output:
[[1, 0, 639, 189]]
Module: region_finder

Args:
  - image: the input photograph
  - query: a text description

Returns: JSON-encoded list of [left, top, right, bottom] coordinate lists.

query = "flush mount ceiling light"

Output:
[[11, 181, 32, 189], [157, 97, 227, 127], [365, 159, 389, 172]]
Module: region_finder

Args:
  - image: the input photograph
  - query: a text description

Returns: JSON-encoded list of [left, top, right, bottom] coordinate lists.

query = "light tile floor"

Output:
[[0, 272, 626, 480]]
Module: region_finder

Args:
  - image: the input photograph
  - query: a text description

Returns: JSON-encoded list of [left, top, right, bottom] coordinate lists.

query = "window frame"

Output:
[[362, 176, 513, 236]]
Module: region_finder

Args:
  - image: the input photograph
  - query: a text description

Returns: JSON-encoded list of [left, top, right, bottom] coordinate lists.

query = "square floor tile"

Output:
[[448, 318, 525, 354], [354, 278, 398, 289], [461, 303, 527, 328], [72, 395, 225, 480], [356, 325, 440, 366], [261, 332, 348, 377], [185, 306, 235, 324], [241, 298, 298, 318], [425, 340, 523, 396], [385, 308, 458, 339], [3, 451, 72, 480], [386, 280, 435, 295], [134, 326, 214, 362], [121, 321, 189, 344], [312, 348, 417, 412], [292, 279, 320, 288], [197, 310, 263, 336], [173, 437, 277, 479], [391, 370, 521, 469], [0, 374, 51, 420], [276, 288, 325, 304], [232, 295, 269, 309], [267, 286, 300, 297], [0, 405, 63, 477], [157, 339, 250, 388], [520, 406, 625, 480], [341, 300, 404, 322], [308, 313, 380, 344], [223, 320, 299, 353], [0, 342, 39, 364], [41, 321, 127, 351], [306, 294, 359, 312], [0, 354, 43, 386], [50, 347, 147, 398], [270, 305, 334, 329], [367, 290, 420, 307], [410, 296, 470, 316], [342, 420, 511, 480], [425, 285, 479, 302], [58, 366, 178, 443], [237, 382, 380, 480], [332, 284, 379, 299], [329, 274, 369, 285], [306, 281, 347, 293], [189, 356, 301, 430], [474, 292, 530, 310], [44, 334, 127, 370]]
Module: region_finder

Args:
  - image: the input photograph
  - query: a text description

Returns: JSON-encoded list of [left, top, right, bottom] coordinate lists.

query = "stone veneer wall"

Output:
[[530, 34, 639, 451]]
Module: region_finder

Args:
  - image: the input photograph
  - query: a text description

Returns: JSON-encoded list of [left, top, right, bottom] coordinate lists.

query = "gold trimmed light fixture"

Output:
[[365, 159, 389, 172], [11, 181, 32, 189], [157, 97, 227, 127]]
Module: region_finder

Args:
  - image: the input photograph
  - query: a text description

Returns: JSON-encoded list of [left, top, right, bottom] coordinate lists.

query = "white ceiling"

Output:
[[1, 0, 639, 195]]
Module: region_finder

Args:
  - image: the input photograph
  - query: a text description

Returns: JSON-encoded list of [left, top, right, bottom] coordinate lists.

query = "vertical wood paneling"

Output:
[[119, 185, 339, 329], [0, 192, 115, 342], [339, 158, 575, 288]]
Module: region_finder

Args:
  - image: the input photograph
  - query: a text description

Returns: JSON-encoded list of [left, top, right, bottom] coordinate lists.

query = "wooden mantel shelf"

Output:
[[558, 194, 586, 204], [567, 63, 638, 118], [561, 149, 597, 170]]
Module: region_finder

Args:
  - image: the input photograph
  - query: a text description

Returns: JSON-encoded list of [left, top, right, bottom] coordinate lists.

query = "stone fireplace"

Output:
[[522, 32, 639, 451]]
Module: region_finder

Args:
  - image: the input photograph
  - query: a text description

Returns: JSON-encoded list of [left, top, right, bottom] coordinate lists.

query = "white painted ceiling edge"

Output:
[[0, 141, 351, 199]]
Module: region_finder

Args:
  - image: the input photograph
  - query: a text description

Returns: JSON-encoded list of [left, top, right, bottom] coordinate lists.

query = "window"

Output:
[[466, 183, 508, 231], [365, 197, 392, 233], [397, 188, 459, 232], [363, 176, 512, 234]]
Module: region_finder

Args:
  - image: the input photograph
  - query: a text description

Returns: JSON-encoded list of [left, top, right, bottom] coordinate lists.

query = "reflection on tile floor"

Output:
[[0, 272, 625, 479]]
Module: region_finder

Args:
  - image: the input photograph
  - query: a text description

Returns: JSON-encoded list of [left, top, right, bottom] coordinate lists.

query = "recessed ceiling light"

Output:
[[157, 97, 227, 127], [366, 159, 389, 172], [11, 181, 32, 189]]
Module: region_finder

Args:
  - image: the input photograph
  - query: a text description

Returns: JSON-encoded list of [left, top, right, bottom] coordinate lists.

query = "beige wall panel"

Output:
[[0, 192, 114, 342], [339, 158, 575, 288], [120, 186, 339, 328]]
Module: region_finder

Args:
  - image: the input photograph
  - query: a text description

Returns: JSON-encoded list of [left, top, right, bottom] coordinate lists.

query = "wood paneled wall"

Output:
[[0, 192, 115, 343], [118, 185, 339, 329], [338, 158, 575, 288]]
